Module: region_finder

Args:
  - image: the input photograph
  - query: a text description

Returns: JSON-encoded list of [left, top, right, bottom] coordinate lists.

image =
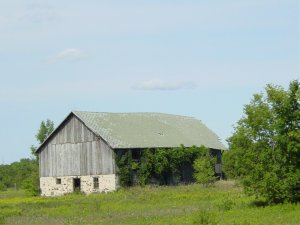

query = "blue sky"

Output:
[[0, 0, 299, 164]]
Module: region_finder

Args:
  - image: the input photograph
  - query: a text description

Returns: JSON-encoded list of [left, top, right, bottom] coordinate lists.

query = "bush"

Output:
[[193, 155, 215, 185]]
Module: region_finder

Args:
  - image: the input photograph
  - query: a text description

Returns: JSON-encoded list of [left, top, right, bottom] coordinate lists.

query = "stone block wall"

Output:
[[40, 174, 116, 197]]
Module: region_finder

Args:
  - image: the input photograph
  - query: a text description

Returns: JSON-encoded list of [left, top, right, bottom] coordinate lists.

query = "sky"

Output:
[[0, 0, 299, 164]]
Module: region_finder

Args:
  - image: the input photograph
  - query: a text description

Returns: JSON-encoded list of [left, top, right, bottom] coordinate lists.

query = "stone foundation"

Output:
[[40, 174, 117, 197]]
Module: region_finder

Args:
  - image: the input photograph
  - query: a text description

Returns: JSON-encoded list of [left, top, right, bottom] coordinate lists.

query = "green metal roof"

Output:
[[73, 111, 226, 150]]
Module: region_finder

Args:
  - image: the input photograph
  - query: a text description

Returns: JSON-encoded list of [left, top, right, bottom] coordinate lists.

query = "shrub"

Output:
[[193, 155, 215, 185]]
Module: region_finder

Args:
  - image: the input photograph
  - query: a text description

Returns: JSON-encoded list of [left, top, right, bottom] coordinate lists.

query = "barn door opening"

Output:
[[73, 178, 81, 192]]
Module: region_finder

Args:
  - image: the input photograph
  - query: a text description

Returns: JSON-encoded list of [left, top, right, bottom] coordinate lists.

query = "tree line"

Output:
[[0, 119, 54, 195]]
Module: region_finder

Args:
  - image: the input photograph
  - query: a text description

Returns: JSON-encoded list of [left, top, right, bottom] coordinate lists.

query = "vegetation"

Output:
[[116, 145, 217, 187], [0, 181, 299, 225], [223, 80, 300, 204], [31, 119, 55, 158], [193, 153, 216, 185], [0, 159, 37, 192], [0, 119, 54, 196]]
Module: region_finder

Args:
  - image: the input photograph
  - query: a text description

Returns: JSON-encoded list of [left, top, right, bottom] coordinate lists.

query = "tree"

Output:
[[36, 119, 54, 144], [31, 119, 54, 158], [223, 80, 300, 203], [0, 120, 55, 194], [0, 158, 39, 191], [25, 119, 54, 196]]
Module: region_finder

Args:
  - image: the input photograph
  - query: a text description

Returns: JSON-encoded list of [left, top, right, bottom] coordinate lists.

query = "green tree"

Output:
[[22, 166, 39, 196], [0, 158, 38, 191], [36, 119, 54, 144], [31, 119, 54, 158], [193, 147, 216, 185], [25, 119, 54, 196], [0, 120, 54, 193], [224, 80, 300, 203]]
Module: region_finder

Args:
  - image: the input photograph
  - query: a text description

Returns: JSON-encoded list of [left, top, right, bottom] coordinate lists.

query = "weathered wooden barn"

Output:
[[36, 111, 226, 196]]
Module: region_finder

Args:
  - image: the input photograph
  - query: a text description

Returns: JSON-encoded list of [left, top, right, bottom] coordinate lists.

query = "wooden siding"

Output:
[[39, 115, 115, 177]]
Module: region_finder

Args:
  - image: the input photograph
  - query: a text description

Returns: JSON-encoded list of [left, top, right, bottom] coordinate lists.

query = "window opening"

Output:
[[56, 178, 61, 184], [93, 177, 99, 189], [73, 178, 81, 192]]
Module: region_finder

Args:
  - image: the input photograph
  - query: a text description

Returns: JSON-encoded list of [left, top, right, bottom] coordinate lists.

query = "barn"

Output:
[[36, 111, 226, 196]]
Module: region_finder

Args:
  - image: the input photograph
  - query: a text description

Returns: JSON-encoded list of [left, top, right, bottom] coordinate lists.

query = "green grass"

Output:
[[0, 181, 299, 225], [0, 189, 26, 199]]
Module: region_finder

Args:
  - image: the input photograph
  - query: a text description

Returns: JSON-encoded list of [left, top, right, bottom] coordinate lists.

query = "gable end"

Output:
[[36, 112, 105, 153]]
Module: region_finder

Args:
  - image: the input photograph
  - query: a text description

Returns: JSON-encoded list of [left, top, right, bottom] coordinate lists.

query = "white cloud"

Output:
[[132, 79, 197, 91], [50, 48, 87, 63]]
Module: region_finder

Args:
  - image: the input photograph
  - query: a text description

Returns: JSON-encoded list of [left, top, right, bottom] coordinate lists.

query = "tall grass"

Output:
[[0, 181, 299, 225]]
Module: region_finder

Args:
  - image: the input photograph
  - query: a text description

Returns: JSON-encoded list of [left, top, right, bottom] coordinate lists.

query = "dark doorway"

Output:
[[73, 178, 81, 192]]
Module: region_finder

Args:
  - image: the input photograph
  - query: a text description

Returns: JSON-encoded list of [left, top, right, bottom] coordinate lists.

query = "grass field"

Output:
[[0, 181, 299, 225]]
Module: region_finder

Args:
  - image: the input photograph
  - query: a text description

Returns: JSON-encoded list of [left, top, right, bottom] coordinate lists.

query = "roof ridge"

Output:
[[72, 111, 196, 119]]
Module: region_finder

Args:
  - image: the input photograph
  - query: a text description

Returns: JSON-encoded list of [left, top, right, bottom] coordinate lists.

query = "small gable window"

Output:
[[93, 177, 99, 189]]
